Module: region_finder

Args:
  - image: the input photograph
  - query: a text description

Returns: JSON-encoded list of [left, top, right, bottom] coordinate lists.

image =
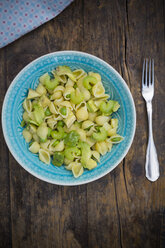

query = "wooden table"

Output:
[[0, 0, 165, 247]]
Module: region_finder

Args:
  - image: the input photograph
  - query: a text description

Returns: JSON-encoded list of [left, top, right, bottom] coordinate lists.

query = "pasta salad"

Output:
[[21, 66, 123, 178]]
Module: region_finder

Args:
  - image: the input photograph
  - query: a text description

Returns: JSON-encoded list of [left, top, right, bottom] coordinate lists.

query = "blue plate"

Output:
[[2, 51, 136, 185]]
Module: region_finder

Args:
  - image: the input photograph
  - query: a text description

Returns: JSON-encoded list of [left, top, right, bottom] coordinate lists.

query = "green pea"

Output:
[[47, 127, 52, 137], [45, 107, 51, 116], [60, 107, 67, 116], [57, 120, 65, 127]]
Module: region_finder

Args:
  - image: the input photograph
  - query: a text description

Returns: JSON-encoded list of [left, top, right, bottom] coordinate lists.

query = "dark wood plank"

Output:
[[0, 48, 12, 247]]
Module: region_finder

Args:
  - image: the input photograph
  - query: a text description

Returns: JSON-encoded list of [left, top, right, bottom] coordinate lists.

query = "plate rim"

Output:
[[2, 50, 136, 186]]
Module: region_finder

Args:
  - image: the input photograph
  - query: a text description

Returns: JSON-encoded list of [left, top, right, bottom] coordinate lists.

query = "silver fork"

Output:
[[142, 58, 159, 182]]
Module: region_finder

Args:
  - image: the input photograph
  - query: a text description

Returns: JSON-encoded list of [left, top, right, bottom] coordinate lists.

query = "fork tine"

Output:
[[149, 58, 151, 85], [152, 59, 154, 86], [145, 58, 148, 86], [142, 59, 145, 86]]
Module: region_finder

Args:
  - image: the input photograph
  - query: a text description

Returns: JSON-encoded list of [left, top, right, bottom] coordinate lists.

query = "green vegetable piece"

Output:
[[110, 135, 124, 144], [44, 74, 59, 91], [52, 140, 60, 147], [99, 100, 114, 114], [92, 127, 107, 141], [40, 138, 47, 143], [57, 120, 65, 127], [64, 130, 80, 147], [47, 127, 52, 137], [45, 107, 51, 116], [64, 147, 80, 161], [87, 99, 98, 112], [73, 84, 77, 89], [51, 126, 66, 139], [52, 152, 64, 167], [70, 89, 84, 104], [83, 76, 97, 90], [66, 94, 71, 99], [33, 105, 45, 125], [100, 100, 120, 115], [60, 106, 67, 116], [80, 142, 91, 168], [21, 120, 26, 127]]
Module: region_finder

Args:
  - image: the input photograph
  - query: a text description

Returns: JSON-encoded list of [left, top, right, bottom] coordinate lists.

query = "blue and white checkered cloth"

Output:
[[0, 0, 73, 48]]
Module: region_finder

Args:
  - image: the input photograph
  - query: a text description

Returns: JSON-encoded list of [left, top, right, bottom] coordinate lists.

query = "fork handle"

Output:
[[145, 101, 160, 182]]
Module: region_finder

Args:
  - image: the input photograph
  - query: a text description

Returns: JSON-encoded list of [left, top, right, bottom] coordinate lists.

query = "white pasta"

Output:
[[22, 66, 123, 178], [29, 141, 40, 153], [23, 99, 32, 113], [39, 149, 50, 164]]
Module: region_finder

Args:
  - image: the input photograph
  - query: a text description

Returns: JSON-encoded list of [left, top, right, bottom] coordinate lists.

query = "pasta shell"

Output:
[[71, 162, 84, 178], [92, 82, 105, 98], [39, 149, 50, 164], [92, 151, 100, 162], [29, 141, 40, 154], [76, 106, 89, 121], [36, 83, 47, 95], [27, 89, 40, 99], [82, 120, 94, 130], [49, 102, 58, 114], [53, 140, 64, 152], [95, 116, 110, 126], [23, 99, 32, 113], [73, 69, 86, 80], [95, 141, 108, 155], [64, 110, 76, 128], [22, 129, 32, 143]]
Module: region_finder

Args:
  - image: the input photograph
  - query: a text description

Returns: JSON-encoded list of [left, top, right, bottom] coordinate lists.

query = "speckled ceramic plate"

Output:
[[2, 51, 136, 185]]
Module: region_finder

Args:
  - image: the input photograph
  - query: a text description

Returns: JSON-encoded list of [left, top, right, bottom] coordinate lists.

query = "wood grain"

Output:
[[0, 0, 165, 247]]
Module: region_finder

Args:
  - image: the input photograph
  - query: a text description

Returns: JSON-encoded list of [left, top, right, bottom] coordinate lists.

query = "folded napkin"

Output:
[[0, 0, 73, 48]]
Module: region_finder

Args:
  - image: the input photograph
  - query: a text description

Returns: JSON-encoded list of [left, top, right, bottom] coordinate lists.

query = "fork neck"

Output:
[[146, 101, 153, 140]]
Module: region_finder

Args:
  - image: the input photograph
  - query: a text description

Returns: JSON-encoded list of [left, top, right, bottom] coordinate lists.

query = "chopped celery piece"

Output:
[[51, 126, 66, 139], [80, 141, 91, 168], [52, 152, 64, 167], [47, 127, 52, 137], [99, 100, 114, 114], [64, 147, 80, 161], [57, 120, 65, 127], [40, 138, 47, 143], [87, 99, 98, 112], [52, 140, 60, 147], [44, 74, 59, 91], [100, 100, 120, 114], [70, 89, 84, 104], [83, 76, 97, 90], [45, 107, 51, 116], [92, 127, 107, 141], [60, 107, 67, 116], [64, 130, 80, 147]]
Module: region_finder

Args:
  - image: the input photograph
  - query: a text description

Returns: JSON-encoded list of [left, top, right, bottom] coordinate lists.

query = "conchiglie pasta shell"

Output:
[[29, 141, 40, 153], [23, 99, 32, 113], [39, 149, 50, 164], [95, 141, 108, 155], [23, 129, 32, 143], [49, 102, 58, 114], [40, 140, 50, 150], [71, 162, 84, 178], [73, 69, 86, 80], [82, 120, 94, 130], [92, 82, 105, 98], [95, 116, 110, 126], [53, 140, 64, 152], [92, 151, 100, 162], [36, 83, 47, 95], [76, 129, 86, 142]]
